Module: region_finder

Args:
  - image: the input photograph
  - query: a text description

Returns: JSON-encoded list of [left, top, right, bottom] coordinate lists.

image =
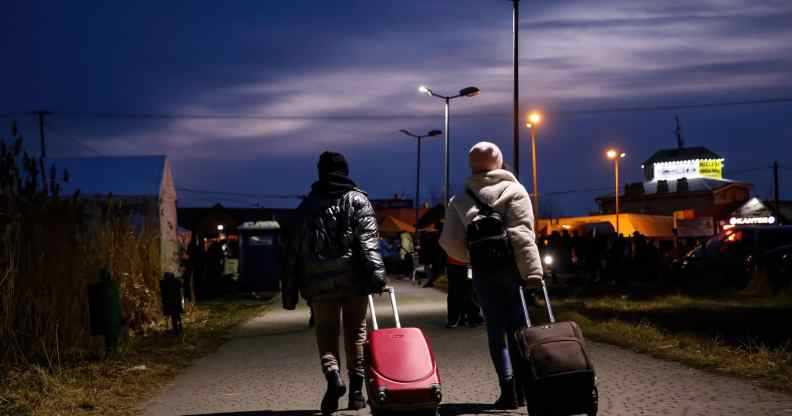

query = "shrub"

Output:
[[0, 123, 161, 364]]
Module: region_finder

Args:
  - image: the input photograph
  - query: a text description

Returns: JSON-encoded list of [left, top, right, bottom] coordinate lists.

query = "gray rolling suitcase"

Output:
[[513, 282, 598, 416]]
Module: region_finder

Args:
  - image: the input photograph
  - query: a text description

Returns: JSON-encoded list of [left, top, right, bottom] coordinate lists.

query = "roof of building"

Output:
[[768, 201, 792, 222], [597, 178, 750, 201], [51, 155, 170, 197], [417, 203, 445, 228], [643, 147, 722, 165], [734, 199, 792, 223], [239, 221, 281, 230], [380, 215, 416, 234], [537, 213, 674, 238], [177, 205, 294, 233]]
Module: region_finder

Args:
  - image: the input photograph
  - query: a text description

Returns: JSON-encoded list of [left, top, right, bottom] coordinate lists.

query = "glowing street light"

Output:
[[417, 85, 480, 205], [527, 112, 542, 127], [400, 129, 442, 228], [525, 111, 543, 218], [217, 224, 224, 231], [606, 149, 627, 234]]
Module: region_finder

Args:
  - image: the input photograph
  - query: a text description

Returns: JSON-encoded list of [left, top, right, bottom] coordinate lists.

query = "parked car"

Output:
[[750, 244, 792, 291], [675, 226, 792, 291]]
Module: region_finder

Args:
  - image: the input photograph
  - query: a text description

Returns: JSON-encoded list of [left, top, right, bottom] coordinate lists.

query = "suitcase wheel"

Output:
[[371, 407, 438, 416], [589, 385, 599, 416]]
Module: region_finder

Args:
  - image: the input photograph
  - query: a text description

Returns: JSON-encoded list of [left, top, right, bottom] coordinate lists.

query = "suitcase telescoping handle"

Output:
[[518, 280, 556, 328], [368, 286, 401, 330]]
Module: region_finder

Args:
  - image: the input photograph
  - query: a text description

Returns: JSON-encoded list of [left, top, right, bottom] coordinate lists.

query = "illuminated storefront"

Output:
[[597, 145, 751, 235], [727, 197, 789, 227]]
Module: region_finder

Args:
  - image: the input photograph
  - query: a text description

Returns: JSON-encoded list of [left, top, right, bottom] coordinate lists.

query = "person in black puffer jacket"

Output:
[[281, 151, 386, 415]]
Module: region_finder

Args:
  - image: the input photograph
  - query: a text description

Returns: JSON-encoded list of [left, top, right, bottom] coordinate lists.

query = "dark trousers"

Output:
[[472, 276, 526, 382], [447, 264, 483, 325]]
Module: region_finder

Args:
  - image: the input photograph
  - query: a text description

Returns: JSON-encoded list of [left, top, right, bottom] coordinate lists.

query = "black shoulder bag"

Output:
[[465, 188, 518, 285]]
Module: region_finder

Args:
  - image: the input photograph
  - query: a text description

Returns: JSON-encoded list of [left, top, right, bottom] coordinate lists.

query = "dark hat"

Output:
[[317, 151, 349, 178]]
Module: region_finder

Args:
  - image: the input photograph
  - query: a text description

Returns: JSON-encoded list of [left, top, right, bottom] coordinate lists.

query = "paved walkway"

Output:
[[141, 279, 792, 416]]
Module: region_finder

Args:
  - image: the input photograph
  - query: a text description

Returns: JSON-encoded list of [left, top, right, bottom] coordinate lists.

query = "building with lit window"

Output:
[[597, 145, 751, 237]]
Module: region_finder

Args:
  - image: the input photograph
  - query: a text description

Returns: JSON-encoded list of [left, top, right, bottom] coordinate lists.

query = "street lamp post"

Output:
[[511, 0, 520, 178], [526, 111, 542, 218], [418, 85, 480, 206], [606, 149, 627, 235], [400, 129, 442, 229]]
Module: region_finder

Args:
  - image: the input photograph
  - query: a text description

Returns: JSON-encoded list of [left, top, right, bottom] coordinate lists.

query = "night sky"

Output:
[[3, 1, 792, 215]]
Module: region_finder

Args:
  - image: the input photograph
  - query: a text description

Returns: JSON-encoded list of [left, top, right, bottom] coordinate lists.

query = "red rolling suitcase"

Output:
[[366, 287, 442, 415]]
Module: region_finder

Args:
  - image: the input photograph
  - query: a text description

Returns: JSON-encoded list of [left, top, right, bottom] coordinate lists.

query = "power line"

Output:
[[0, 112, 29, 119], [545, 164, 781, 196], [545, 186, 612, 196], [8, 96, 791, 122], [176, 187, 304, 200], [45, 126, 104, 156], [559, 97, 792, 115], [723, 166, 772, 175], [50, 110, 446, 121], [178, 197, 260, 207]]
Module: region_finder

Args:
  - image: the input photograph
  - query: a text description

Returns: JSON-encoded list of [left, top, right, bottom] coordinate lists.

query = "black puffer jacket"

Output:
[[281, 188, 386, 309]]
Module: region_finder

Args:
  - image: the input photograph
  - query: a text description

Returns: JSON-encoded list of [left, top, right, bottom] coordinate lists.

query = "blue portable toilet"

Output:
[[238, 221, 282, 292]]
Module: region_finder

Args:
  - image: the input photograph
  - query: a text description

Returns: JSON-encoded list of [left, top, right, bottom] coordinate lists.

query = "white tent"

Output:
[[52, 156, 179, 274]]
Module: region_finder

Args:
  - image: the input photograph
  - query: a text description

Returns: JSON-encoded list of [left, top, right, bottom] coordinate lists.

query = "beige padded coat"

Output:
[[439, 169, 543, 283]]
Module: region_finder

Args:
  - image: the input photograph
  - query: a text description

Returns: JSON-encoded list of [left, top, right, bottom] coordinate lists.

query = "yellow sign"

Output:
[[699, 159, 723, 179]]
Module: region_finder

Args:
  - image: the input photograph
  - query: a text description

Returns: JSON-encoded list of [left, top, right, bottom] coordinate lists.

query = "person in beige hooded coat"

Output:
[[440, 141, 543, 409]]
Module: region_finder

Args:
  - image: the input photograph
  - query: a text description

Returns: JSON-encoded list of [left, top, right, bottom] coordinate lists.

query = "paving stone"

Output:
[[141, 279, 792, 416]]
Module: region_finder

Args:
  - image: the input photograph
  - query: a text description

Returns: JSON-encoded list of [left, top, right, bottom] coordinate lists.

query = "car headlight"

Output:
[[543, 255, 554, 266]]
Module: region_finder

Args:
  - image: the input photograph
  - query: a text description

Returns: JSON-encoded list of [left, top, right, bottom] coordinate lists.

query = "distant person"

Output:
[[281, 151, 387, 415], [440, 141, 544, 409], [418, 230, 440, 281], [205, 240, 225, 297], [399, 231, 415, 276], [445, 255, 467, 328], [185, 235, 204, 301], [423, 226, 446, 288], [445, 256, 484, 328]]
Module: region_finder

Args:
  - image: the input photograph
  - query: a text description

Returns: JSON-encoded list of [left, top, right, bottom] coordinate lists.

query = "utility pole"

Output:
[[38, 111, 49, 159], [774, 161, 780, 204], [512, 0, 520, 178], [615, 157, 620, 234], [416, 135, 422, 228], [444, 98, 450, 206]]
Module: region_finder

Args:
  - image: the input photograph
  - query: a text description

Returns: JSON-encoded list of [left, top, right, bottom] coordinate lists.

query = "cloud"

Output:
[[7, 1, 792, 211]]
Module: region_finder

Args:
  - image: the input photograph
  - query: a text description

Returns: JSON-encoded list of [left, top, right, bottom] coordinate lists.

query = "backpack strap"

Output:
[[466, 188, 494, 215]]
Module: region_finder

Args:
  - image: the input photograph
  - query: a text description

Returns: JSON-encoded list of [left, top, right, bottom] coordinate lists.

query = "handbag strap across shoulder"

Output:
[[466, 188, 494, 215]]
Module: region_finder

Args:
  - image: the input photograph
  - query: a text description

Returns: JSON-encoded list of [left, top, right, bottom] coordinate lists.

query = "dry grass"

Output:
[[0, 297, 271, 416], [551, 295, 792, 393]]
